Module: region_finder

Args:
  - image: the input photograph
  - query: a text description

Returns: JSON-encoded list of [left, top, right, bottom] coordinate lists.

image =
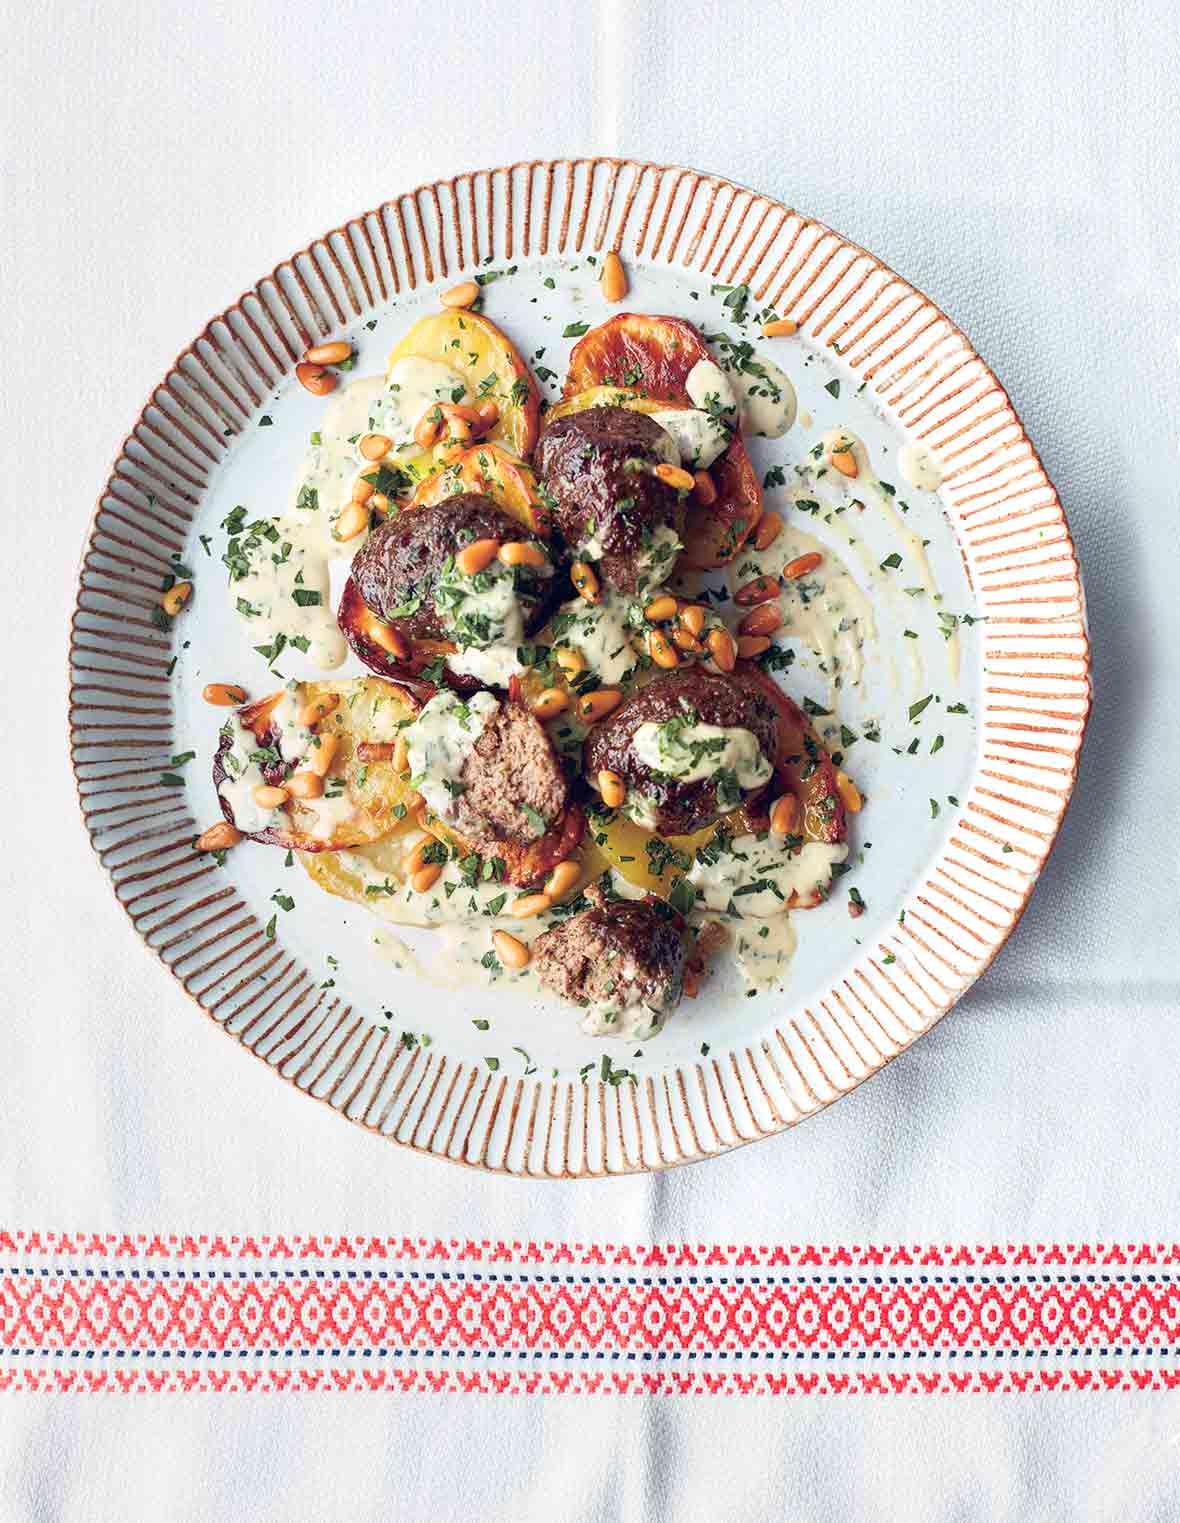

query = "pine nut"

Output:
[[597, 769, 625, 808], [442, 411, 474, 444], [308, 734, 339, 777], [406, 837, 436, 876], [370, 493, 391, 515], [356, 742, 396, 763], [737, 635, 770, 659], [252, 784, 289, 810], [770, 794, 799, 835], [286, 771, 324, 800], [440, 280, 479, 309], [335, 502, 370, 542], [734, 575, 781, 607], [476, 399, 500, 429], [499, 540, 547, 568], [654, 462, 696, 493], [836, 771, 863, 813], [456, 538, 500, 576], [160, 581, 192, 617], [531, 687, 569, 720], [365, 617, 409, 661], [412, 864, 443, 893], [783, 552, 823, 580], [644, 594, 678, 622], [435, 437, 467, 465], [762, 318, 798, 338], [692, 469, 717, 506], [304, 341, 352, 366], [359, 433, 392, 461], [648, 629, 679, 669], [739, 603, 782, 637], [753, 512, 784, 550], [577, 689, 623, 723], [444, 402, 481, 424], [830, 449, 859, 479], [679, 605, 706, 637], [352, 476, 375, 505], [554, 646, 586, 680], [202, 683, 247, 706], [299, 693, 339, 728], [414, 408, 443, 449], [393, 735, 408, 772], [512, 893, 551, 919], [544, 859, 582, 899], [197, 821, 241, 851], [571, 560, 601, 604], [295, 362, 336, 396], [492, 929, 531, 969], [600, 250, 628, 303], [672, 627, 704, 655], [706, 627, 737, 672]]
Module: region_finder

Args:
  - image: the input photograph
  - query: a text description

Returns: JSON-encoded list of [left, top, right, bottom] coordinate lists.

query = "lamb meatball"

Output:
[[582, 667, 778, 836], [536, 407, 684, 593], [532, 892, 687, 1033], [453, 701, 569, 853]]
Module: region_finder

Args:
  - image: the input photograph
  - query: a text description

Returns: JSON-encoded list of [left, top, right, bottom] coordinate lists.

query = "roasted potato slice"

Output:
[[408, 440, 552, 536], [213, 676, 422, 852], [595, 814, 717, 899], [558, 314, 763, 568], [299, 817, 419, 908], [736, 663, 847, 846]]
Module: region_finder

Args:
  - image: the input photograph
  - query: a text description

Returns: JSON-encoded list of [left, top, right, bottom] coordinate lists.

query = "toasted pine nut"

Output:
[[597, 769, 626, 808], [295, 362, 336, 396], [252, 784, 289, 810], [442, 411, 473, 444], [648, 629, 680, 669], [600, 250, 628, 303], [455, 538, 500, 577], [783, 552, 823, 580], [644, 594, 678, 622], [830, 448, 859, 479], [531, 687, 569, 720], [762, 318, 798, 338], [836, 771, 863, 813], [654, 462, 696, 493], [299, 693, 339, 728], [412, 638, 456, 659], [304, 341, 352, 366], [286, 770, 324, 801], [359, 432, 392, 461], [405, 837, 436, 876], [734, 575, 780, 607], [370, 493, 391, 515], [160, 581, 192, 617], [440, 280, 479, 309], [352, 476, 375, 505], [512, 893, 551, 919], [356, 742, 396, 763], [692, 469, 717, 506], [414, 408, 443, 449], [753, 511, 784, 551], [476, 398, 500, 429], [393, 735, 408, 772], [739, 603, 782, 638], [737, 635, 770, 659], [554, 646, 586, 680], [499, 540, 547, 568], [202, 683, 247, 707], [412, 864, 443, 893], [435, 437, 467, 465], [366, 617, 409, 661], [679, 605, 706, 637], [335, 502, 370, 542], [492, 929, 530, 969], [770, 794, 799, 835], [571, 560, 601, 604], [308, 734, 339, 777], [578, 689, 623, 723], [544, 859, 582, 899], [672, 627, 704, 655], [706, 627, 737, 673], [197, 821, 241, 851]]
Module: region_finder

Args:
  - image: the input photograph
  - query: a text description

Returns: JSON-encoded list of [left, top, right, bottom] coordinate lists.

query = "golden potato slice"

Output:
[[299, 817, 419, 907]]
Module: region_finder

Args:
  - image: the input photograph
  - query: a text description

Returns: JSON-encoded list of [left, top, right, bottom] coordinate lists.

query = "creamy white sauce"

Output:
[[550, 590, 641, 686], [729, 913, 798, 990], [688, 834, 849, 915], [647, 407, 729, 470], [435, 552, 550, 688], [402, 689, 498, 821], [635, 524, 684, 591], [374, 357, 471, 456], [685, 358, 738, 420], [898, 443, 944, 492], [632, 718, 772, 790], [726, 354, 797, 437], [580, 990, 669, 1042]]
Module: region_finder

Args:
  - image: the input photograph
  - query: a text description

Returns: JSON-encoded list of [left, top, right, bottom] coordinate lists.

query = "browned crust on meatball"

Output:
[[582, 667, 778, 836], [535, 407, 683, 592], [453, 702, 570, 852], [531, 897, 687, 1012]]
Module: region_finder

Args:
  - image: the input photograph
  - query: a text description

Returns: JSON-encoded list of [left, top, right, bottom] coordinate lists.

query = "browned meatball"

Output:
[[582, 667, 778, 836], [453, 702, 569, 852], [532, 894, 687, 1022], [536, 408, 684, 592]]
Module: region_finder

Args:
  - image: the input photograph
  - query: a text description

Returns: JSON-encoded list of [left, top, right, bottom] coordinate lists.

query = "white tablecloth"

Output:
[[4, 0, 1179, 1517]]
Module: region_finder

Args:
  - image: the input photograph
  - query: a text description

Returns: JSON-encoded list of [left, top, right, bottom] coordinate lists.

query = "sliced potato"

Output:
[[596, 813, 717, 899], [735, 663, 847, 845], [299, 818, 419, 907], [408, 440, 551, 536]]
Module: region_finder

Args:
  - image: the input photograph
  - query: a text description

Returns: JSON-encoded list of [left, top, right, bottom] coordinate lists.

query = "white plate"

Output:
[[70, 160, 1090, 1175]]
